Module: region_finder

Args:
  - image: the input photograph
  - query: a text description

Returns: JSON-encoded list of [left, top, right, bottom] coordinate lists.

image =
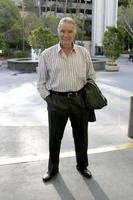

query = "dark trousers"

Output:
[[47, 93, 89, 173]]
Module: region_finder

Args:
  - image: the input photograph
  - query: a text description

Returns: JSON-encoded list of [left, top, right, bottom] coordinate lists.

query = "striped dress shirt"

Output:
[[37, 43, 96, 99]]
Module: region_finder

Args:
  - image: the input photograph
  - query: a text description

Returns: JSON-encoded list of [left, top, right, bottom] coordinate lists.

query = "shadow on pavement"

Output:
[[43, 173, 75, 200], [84, 178, 110, 200]]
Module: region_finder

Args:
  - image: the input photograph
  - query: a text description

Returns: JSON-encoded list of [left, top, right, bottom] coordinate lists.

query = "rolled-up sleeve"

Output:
[[37, 52, 50, 99]]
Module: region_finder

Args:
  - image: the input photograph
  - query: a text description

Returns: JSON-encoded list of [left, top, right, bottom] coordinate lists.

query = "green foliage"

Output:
[[118, 0, 133, 51], [0, 0, 21, 31], [28, 25, 58, 50], [119, 0, 129, 7], [84, 18, 91, 40], [43, 15, 87, 41], [43, 15, 85, 41], [0, 0, 22, 49], [103, 27, 124, 63], [13, 50, 30, 58], [0, 33, 4, 49], [118, 0, 133, 39], [0, 0, 93, 55], [118, 1, 133, 26], [23, 0, 37, 14], [43, 16, 60, 35], [72, 16, 83, 40], [0, 33, 10, 56], [23, 14, 42, 40]]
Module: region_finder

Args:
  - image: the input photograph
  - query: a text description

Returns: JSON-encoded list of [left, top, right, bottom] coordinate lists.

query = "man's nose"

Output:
[[64, 32, 68, 36]]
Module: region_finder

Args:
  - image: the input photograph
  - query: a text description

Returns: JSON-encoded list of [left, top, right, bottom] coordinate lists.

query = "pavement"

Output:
[[0, 56, 133, 200]]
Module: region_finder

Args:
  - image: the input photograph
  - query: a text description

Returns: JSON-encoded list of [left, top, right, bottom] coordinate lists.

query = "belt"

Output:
[[50, 89, 83, 97]]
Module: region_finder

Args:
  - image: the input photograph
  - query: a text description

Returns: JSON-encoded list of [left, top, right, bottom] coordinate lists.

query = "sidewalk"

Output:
[[0, 57, 133, 199], [0, 148, 133, 200]]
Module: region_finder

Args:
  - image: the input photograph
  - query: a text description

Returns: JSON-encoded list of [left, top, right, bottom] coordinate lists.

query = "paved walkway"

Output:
[[0, 56, 133, 200]]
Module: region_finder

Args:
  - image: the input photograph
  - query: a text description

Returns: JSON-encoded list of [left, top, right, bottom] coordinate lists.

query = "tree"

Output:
[[118, 0, 133, 39], [0, 0, 22, 55], [48, 0, 53, 15], [119, 0, 129, 7], [54, 0, 58, 16], [81, 0, 88, 43], [0, 0, 21, 31], [64, 0, 68, 15], [118, 0, 133, 51], [22, 0, 41, 17], [28, 25, 58, 51], [23, 14, 42, 41], [43, 15, 60, 34], [23, 0, 36, 13], [0, 0, 22, 43], [76, 0, 82, 17], [73, 16, 83, 40], [43, 0, 49, 13], [103, 26, 124, 70]]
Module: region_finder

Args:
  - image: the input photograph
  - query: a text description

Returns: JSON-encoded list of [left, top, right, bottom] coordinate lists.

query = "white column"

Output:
[[104, 0, 118, 29], [91, 0, 118, 56]]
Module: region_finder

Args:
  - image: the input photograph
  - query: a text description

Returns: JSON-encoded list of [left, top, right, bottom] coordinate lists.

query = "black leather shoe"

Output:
[[77, 167, 92, 178], [42, 170, 58, 182]]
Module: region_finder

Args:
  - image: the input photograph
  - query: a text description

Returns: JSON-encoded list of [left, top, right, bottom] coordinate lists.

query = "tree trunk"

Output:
[[64, 0, 68, 16], [54, 0, 58, 16], [37, 0, 41, 18], [76, 0, 81, 17], [49, 0, 53, 15], [44, 0, 48, 13], [81, 0, 87, 43]]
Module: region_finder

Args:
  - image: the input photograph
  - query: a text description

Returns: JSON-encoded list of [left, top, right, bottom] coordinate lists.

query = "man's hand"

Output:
[[45, 95, 51, 103]]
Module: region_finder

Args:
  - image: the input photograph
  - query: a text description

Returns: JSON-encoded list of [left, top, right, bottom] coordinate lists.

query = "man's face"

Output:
[[58, 22, 75, 48]]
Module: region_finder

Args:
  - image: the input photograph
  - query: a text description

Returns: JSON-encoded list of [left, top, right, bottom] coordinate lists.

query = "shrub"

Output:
[[28, 25, 58, 51], [103, 26, 124, 63]]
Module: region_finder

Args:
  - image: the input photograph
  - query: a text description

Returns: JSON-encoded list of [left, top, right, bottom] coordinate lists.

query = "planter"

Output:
[[92, 59, 106, 71], [105, 62, 119, 71]]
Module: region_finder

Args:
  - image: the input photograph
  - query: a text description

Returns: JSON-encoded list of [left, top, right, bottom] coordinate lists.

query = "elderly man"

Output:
[[37, 17, 96, 182]]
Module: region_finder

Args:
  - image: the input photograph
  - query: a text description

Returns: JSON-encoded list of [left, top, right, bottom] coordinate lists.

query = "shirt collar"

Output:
[[57, 43, 77, 54]]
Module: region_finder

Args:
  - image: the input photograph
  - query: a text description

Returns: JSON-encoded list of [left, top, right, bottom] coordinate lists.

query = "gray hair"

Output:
[[58, 17, 77, 34]]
